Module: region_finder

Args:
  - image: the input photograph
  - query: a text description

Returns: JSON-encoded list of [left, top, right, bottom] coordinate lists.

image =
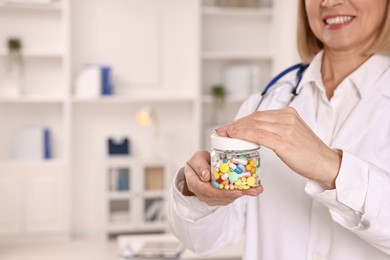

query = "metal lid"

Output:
[[210, 133, 260, 151]]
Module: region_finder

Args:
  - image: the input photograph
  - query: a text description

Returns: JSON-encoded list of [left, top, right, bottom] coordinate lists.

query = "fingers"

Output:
[[242, 185, 264, 196], [183, 150, 263, 206], [186, 150, 211, 182], [215, 108, 338, 183], [231, 108, 301, 131], [215, 108, 305, 152], [184, 162, 243, 206]]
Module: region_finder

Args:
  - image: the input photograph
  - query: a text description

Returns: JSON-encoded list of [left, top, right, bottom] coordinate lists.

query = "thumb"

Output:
[[186, 150, 211, 182]]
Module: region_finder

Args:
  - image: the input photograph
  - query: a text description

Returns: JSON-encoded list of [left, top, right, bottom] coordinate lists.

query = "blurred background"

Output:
[[0, 0, 298, 258]]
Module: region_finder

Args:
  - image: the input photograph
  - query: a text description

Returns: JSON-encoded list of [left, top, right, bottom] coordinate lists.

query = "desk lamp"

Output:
[[135, 106, 160, 158]]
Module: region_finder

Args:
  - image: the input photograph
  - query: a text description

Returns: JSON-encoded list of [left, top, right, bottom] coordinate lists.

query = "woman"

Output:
[[168, 0, 390, 259]]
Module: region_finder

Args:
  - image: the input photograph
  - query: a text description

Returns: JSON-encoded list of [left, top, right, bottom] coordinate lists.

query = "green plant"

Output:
[[211, 84, 226, 105], [8, 38, 22, 52], [210, 85, 226, 123], [7, 37, 24, 70]]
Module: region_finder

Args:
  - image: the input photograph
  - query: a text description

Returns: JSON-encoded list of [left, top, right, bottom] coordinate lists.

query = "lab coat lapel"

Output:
[[290, 88, 320, 137], [330, 94, 378, 149], [330, 79, 390, 150], [331, 56, 390, 149]]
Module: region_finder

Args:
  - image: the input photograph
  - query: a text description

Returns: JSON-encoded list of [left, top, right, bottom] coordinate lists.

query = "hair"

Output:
[[296, 0, 390, 63]]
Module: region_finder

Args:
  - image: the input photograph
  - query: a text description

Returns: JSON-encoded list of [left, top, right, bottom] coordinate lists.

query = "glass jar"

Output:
[[210, 133, 261, 190]]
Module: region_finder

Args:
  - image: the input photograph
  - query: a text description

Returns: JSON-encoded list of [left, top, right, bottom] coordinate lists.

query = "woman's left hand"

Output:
[[215, 107, 341, 189]]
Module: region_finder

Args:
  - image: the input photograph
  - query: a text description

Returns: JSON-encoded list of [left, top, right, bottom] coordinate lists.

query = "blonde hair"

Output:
[[296, 0, 390, 63]]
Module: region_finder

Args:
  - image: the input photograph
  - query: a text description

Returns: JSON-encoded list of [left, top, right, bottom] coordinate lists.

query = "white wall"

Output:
[[272, 0, 300, 74], [71, 0, 200, 237]]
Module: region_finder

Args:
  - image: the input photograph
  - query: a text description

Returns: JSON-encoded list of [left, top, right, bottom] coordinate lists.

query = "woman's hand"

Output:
[[182, 150, 263, 206], [216, 107, 341, 189]]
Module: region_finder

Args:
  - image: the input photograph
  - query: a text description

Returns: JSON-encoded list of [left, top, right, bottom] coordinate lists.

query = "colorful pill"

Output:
[[211, 149, 260, 190], [240, 171, 251, 178], [249, 159, 255, 166], [231, 157, 248, 165], [238, 165, 246, 171], [229, 163, 237, 170], [229, 172, 239, 183], [247, 176, 256, 187], [212, 180, 219, 189], [221, 173, 229, 181], [219, 163, 229, 173]]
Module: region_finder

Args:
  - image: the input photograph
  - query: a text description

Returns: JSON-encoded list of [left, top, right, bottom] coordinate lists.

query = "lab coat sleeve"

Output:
[[305, 151, 390, 255], [167, 95, 260, 256], [167, 168, 247, 256]]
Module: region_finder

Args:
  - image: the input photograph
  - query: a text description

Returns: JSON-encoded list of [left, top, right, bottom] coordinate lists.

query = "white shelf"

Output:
[[143, 191, 165, 197], [202, 51, 274, 60], [0, 49, 64, 58], [107, 191, 164, 199], [0, 96, 65, 103], [72, 95, 195, 104], [108, 192, 132, 200], [106, 223, 165, 233], [202, 95, 248, 104], [0, 159, 66, 168], [202, 6, 272, 17], [0, 1, 62, 11]]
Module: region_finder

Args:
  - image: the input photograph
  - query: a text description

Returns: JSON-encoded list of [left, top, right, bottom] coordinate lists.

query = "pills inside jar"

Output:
[[210, 134, 261, 190]]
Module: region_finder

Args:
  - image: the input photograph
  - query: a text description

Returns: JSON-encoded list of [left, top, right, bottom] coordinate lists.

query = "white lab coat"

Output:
[[168, 52, 390, 260]]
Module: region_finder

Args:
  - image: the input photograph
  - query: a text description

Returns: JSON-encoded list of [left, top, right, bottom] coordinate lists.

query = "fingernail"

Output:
[[201, 169, 210, 181], [227, 129, 237, 136], [215, 125, 228, 132]]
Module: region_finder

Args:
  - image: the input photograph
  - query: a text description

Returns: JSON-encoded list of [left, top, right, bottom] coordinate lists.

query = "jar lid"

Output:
[[210, 133, 260, 151]]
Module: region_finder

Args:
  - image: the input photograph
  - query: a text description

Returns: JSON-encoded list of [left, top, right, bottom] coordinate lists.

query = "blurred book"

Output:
[[109, 167, 130, 192], [144, 199, 164, 222], [13, 125, 52, 161], [75, 64, 114, 99], [118, 168, 129, 191]]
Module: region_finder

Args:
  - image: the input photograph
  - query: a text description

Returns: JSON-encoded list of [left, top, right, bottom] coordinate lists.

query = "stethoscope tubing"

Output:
[[255, 63, 309, 112]]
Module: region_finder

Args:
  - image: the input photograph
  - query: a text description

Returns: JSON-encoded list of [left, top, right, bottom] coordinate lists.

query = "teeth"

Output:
[[325, 16, 354, 25]]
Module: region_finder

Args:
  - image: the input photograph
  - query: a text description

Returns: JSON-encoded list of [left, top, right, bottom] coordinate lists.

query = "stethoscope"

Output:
[[254, 63, 309, 111]]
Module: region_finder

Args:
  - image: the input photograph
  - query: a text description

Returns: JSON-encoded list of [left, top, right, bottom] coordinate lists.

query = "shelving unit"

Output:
[[0, 0, 71, 240], [199, 0, 275, 149], [70, 0, 200, 238], [0, 0, 298, 240], [104, 157, 169, 236]]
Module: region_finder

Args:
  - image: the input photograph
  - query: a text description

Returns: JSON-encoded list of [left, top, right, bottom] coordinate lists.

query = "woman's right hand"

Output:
[[183, 150, 263, 206]]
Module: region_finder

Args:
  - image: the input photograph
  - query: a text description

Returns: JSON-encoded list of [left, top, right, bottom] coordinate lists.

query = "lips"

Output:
[[324, 15, 355, 25]]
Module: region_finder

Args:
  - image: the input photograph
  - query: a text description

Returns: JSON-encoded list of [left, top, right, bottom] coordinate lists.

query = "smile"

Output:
[[324, 16, 355, 25]]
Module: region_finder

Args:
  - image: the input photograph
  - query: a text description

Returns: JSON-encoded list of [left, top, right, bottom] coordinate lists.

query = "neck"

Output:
[[321, 49, 371, 99]]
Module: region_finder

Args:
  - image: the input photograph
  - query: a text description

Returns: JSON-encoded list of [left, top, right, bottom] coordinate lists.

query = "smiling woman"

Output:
[[298, 0, 390, 63], [299, 0, 390, 98], [168, 0, 390, 259]]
